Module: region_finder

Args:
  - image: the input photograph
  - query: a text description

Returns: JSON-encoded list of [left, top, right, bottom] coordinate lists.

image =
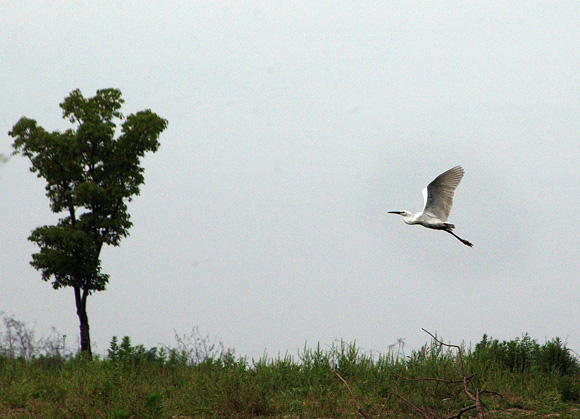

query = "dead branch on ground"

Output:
[[392, 329, 502, 419], [334, 370, 371, 419], [334, 329, 502, 418]]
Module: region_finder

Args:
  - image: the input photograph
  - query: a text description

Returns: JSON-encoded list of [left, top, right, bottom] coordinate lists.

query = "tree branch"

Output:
[[334, 370, 370, 419], [383, 390, 432, 419], [395, 371, 477, 385], [421, 329, 501, 419], [448, 403, 476, 419]]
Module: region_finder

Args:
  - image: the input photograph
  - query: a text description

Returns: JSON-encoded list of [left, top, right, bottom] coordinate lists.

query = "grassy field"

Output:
[[1, 330, 580, 418]]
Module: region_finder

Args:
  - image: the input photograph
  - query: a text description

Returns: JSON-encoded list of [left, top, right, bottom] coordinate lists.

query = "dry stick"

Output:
[[385, 330, 501, 419], [334, 370, 371, 419], [421, 329, 485, 419], [479, 389, 503, 398], [395, 371, 477, 385], [449, 403, 477, 419], [335, 330, 501, 419], [384, 391, 433, 419], [449, 394, 502, 419], [394, 371, 480, 419], [475, 389, 484, 419]]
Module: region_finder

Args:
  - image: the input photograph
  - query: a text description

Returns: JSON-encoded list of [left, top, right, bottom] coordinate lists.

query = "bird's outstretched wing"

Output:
[[421, 166, 464, 222]]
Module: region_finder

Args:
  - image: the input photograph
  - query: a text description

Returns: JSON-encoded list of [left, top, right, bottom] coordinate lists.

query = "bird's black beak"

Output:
[[388, 211, 403, 215]]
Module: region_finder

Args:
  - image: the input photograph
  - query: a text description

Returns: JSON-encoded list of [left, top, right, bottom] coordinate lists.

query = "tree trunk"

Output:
[[74, 286, 92, 356]]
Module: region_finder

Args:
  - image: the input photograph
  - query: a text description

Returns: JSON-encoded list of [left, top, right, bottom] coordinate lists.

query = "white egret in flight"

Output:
[[388, 166, 473, 247]]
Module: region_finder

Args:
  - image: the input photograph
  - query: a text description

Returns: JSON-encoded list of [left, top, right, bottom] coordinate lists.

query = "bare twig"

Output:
[[421, 329, 502, 419], [384, 391, 433, 419], [395, 371, 477, 385], [479, 389, 503, 398], [333, 328, 502, 419], [448, 403, 477, 419], [334, 370, 371, 419]]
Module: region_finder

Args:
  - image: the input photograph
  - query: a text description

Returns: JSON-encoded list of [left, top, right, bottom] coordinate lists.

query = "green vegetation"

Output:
[[1, 322, 579, 418]]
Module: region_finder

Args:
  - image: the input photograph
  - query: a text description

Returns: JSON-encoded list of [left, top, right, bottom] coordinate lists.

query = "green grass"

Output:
[[1, 333, 579, 418]]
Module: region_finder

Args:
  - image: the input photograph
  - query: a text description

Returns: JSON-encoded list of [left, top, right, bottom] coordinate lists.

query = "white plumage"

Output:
[[389, 166, 473, 247]]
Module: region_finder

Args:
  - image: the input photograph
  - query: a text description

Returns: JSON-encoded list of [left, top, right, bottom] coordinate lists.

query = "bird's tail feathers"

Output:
[[443, 222, 455, 230]]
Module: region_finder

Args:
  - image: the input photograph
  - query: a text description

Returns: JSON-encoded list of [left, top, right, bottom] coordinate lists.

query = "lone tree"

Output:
[[9, 88, 168, 355]]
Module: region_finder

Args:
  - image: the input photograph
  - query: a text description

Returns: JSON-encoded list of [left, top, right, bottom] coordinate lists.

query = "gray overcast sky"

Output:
[[1, 2, 579, 358]]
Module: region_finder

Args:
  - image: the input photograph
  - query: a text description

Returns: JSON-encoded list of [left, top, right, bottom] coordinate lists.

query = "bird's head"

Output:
[[388, 210, 412, 217], [388, 210, 414, 224]]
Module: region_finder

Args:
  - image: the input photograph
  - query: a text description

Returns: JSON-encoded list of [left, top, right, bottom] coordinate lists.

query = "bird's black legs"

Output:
[[445, 229, 473, 247]]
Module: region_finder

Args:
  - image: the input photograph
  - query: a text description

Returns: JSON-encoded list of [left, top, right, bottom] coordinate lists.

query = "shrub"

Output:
[[557, 375, 580, 402], [473, 334, 579, 375]]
